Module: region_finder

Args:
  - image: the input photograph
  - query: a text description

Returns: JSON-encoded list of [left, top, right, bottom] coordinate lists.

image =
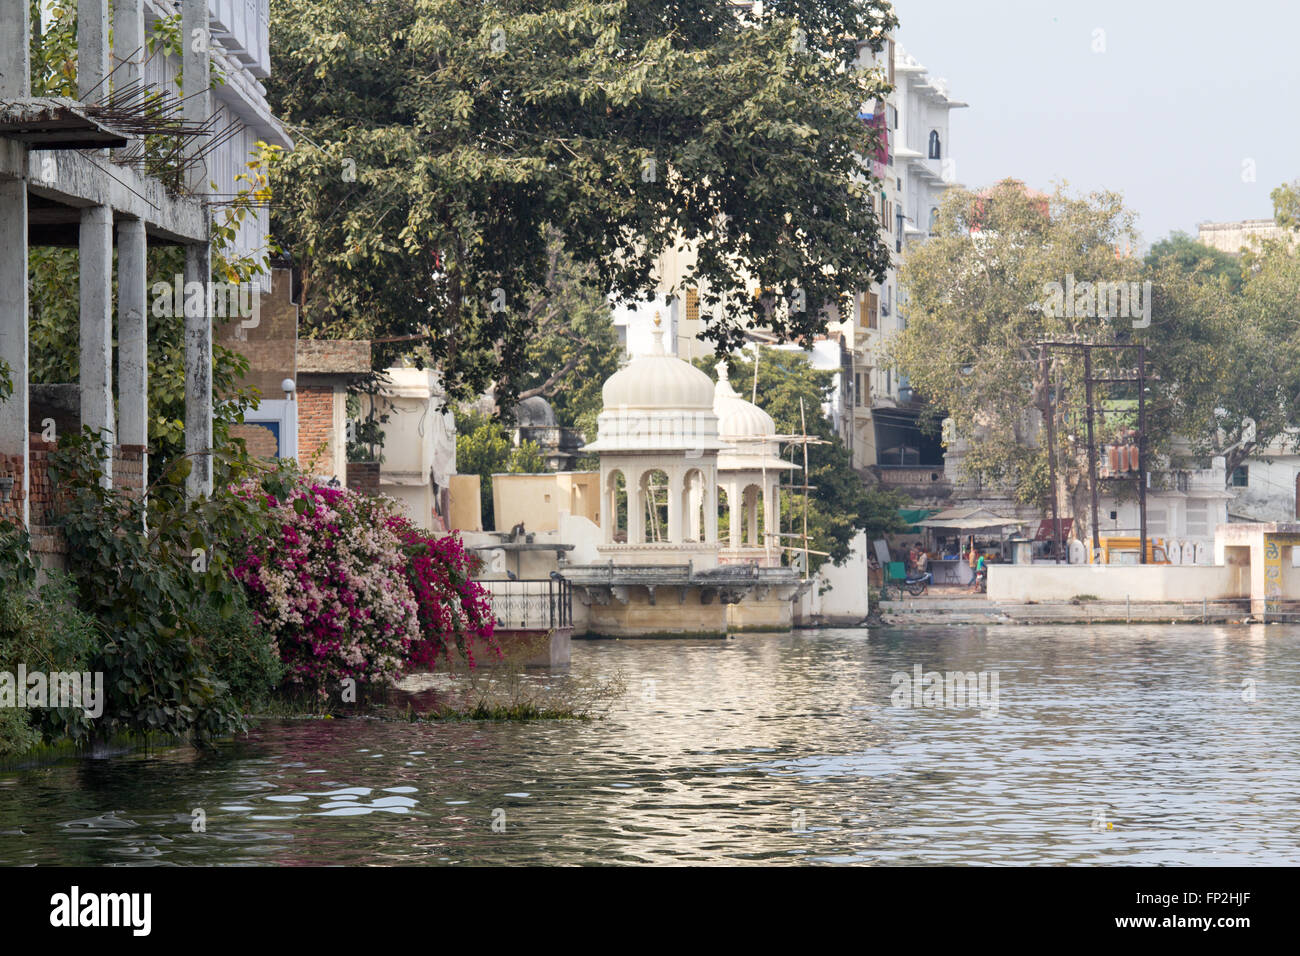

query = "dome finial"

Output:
[[715, 360, 729, 383]]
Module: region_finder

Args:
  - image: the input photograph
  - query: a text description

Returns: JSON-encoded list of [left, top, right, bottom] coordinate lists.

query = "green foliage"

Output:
[[704, 348, 908, 570], [45, 433, 284, 743], [1145, 231, 1243, 293], [0, 520, 102, 755], [192, 590, 285, 712], [265, 0, 897, 404]]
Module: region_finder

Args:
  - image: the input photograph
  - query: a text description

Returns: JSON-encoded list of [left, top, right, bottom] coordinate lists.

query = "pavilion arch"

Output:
[[682, 466, 712, 543], [640, 468, 670, 543], [605, 469, 628, 543]]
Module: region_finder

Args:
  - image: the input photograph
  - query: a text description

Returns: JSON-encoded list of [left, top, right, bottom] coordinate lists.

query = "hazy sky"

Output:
[[893, 0, 1300, 246]]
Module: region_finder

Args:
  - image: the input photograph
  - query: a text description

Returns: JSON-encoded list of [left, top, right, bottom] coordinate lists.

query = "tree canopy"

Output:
[[266, 0, 897, 404], [891, 179, 1300, 538]]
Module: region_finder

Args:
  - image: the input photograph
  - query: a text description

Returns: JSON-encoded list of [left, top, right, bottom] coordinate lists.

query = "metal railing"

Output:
[[482, 578, 572, 630]]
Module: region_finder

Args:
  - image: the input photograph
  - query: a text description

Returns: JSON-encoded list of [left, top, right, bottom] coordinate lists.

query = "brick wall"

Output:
[[297, 386, 335, 472], [1, 436, 144, 526], [346, 460, 380, 496]]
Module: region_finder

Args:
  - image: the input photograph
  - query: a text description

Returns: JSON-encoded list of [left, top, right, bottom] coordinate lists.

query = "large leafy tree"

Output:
[[265, 0, 897, 404], [890, 181, 1144, 533], [700, 348, 908, 571], [1149, 183, 1300, 482]]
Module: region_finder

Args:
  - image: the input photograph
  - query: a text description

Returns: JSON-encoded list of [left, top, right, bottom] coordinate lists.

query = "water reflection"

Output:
[[1, 624, 1297, 865]]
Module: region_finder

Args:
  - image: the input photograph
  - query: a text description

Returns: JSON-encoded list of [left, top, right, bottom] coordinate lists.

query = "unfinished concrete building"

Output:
[[0, 0, 289, 558]]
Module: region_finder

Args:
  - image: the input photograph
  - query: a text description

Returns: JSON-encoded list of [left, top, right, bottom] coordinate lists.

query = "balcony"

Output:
[[208, 0, 271, 79]]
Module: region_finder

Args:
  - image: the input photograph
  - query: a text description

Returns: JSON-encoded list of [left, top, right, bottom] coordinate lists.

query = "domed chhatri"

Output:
[[583, 316, 726, 455], [600, 319, 715, 411], [712, 361, 796, 567]]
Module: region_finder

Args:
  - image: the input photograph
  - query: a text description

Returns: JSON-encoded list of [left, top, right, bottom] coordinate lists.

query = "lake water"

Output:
[[2, 624, 1298, 865]]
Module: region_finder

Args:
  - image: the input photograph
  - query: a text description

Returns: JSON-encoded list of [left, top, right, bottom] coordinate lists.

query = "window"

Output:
[[854, 373, 864, 407], [1147, 506, 1167, 537], [1185, 500, 1208, 538], [928, 130, 941, 160], [864, 291, 878, 329], [881, 285, 891, 316], [928, 207, 939, 235], [1231, 466, 1249, 487], [685, 288, 699, 325]]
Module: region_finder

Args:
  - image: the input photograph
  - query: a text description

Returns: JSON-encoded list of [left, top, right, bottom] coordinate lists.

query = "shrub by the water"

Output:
[[390, 520, 497, 669], [0, 520, 100, 754], [232, 479, 420, 697]]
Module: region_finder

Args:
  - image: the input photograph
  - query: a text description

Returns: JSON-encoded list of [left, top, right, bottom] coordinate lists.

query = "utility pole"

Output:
[[1083, 348, 1101, 558], [1039, 346, 1063, 563]]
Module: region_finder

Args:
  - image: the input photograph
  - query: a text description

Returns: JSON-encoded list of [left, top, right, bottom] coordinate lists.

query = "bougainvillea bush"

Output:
[[233, 480, 420, 696], [390, 519, 497, 669]]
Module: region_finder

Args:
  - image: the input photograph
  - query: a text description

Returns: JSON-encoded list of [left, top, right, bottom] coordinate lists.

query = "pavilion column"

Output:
[[686, 473, 702, 542], [745, 485, 758, 547], [704, 470, 718, 544], [630, 471, 645, 544], [666, 465, 682, 543], [0, 0, 30, 527], [603, 469, 614, 543], [727, 480, 739, 551], [79, 205, 115, 483], [759, 486, 769, 554]]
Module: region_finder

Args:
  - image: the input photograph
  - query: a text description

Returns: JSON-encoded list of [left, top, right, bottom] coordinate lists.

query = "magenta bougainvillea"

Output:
[[232, 476, 496, 696], [390, 518, 498, 669]]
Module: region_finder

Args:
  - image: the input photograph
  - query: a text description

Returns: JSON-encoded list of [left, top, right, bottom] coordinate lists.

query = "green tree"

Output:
[[265, 0, 897, 404], [891, 181, 1145, 537], [701, 348, 907, 571], [1144, 231, 1243, 293]]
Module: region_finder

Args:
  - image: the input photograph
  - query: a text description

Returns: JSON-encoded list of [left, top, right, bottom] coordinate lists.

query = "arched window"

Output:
[[928, 130, 941, 160], [641, 469, 670, 542], [928, 207, 939, 235], [607, 470, 628, 542]]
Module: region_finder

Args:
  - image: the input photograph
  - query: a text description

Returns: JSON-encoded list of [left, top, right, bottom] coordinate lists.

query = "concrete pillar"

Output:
[[0, 176, 28, 527], [116, 219, 148, 470], [78, 0, 110, 99], [113, 0, 145, 86], [1, 0, 31, 527], [182, 0, 211, 192], [80, 205, 115, 482], [686, 472, 701, 542], [184, 243, 213, 497]]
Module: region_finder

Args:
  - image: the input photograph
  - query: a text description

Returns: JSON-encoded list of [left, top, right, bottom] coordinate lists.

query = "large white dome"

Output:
[[582, 321, 727, 453], [713, 362, 776, 441], [601, 325, 715, 411]]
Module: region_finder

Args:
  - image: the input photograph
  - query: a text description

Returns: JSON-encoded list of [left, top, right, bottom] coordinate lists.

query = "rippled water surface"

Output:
[[3, 624, 1299, 865]]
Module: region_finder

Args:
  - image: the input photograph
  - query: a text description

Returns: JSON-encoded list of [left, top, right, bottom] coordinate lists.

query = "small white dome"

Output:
[[601, 323, 715, 411], [713, 362, 776, 441]]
